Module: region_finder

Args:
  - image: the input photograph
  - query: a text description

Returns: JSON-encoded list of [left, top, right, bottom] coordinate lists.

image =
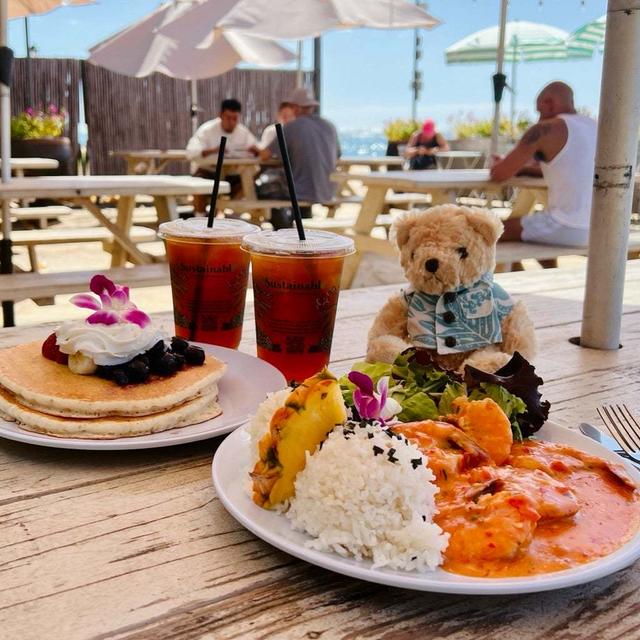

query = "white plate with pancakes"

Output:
[[0, 344, 286, 450], [213, 422, 640, 595]]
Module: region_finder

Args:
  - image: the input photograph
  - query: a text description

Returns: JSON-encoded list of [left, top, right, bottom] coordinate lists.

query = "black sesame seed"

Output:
[[372, 445, 384, 456], [387, 447, 398, 463], [411, 556, 417, 561], [367, 432, 374, 439], [411, 457, 423, 469], [421, 515, 427, 522]]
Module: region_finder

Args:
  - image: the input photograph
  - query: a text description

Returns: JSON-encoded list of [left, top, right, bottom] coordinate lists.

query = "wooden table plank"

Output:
[[0, 264, 639, 639]]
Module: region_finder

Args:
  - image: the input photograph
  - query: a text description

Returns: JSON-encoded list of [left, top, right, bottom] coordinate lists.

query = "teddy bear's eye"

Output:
[[457, 247, 469, 259]]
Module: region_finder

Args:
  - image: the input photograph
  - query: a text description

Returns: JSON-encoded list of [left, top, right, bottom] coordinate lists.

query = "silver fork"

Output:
[[598, 404, 640, 463]]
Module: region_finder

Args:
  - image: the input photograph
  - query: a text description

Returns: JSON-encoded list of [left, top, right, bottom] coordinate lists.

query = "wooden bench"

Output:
[[6, 225, 158, 272], [496, 231, 640, 268], [10, 205, 72, 228], [0, 264, 170, 306], [304, 213, 395, 234], [220, 195, 364, 221], [382, 192, 431, 212]]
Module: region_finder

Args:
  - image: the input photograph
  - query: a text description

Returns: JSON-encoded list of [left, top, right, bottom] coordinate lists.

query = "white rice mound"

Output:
[[286, 422, 449, 572]]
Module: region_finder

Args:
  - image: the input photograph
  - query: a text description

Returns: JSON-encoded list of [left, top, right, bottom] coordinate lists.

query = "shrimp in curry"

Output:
[[392, 397, 639, 578]]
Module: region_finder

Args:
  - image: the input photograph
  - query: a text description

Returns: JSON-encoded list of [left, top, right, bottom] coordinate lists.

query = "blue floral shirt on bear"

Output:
[[404, 273, 514, 354]]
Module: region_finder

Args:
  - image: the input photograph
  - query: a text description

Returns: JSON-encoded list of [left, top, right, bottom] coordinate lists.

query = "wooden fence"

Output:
[[82, 65, 307, 175], [10, 58, 82, 163], [10, 58, 308, 175]]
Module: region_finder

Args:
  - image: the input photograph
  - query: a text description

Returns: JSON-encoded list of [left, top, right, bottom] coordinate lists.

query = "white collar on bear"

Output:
[[403, 273, 514, 355]]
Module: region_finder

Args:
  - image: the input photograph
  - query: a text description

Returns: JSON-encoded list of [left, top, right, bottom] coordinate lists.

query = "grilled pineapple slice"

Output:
[[251, 369, 347, 508]]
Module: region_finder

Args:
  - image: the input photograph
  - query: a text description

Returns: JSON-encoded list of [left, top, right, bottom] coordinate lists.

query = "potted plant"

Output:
[[450, 115, 531, 156], [11, 105, 74, 175], [383, 118, 420, 158]]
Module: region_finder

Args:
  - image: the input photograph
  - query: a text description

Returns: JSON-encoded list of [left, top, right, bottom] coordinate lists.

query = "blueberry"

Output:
[[184, 345, 205, 366], [112, 369, 130, 386], [127, 360, 150, 383], [147, 340, 166, 359], [173, 353, 186, 370], [134, 354, 150, 367], [170, 337, 189, 354], [154, 353, 179, 376]]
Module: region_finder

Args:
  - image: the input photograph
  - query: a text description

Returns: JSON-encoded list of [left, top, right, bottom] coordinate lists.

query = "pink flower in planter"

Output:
[[70, 275, 150, 327]]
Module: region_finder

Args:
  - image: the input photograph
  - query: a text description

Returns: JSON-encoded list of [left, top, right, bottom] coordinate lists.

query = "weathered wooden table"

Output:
[[1, 263, 639, 639], [1, 157, 60, 176], [0, 175, 227, 267]]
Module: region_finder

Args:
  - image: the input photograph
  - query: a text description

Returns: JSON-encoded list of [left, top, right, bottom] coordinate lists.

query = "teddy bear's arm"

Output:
[[500, 300, 537, 361], [366, 294, 412, 364]]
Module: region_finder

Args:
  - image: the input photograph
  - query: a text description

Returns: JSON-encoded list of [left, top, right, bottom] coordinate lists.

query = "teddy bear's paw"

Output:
[[461, 349, 512, 374], [366, 335, 410, 364]]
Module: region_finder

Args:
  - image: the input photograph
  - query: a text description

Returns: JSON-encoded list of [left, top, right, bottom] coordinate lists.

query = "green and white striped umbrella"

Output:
[[568, 15, 606, 52], [445, 21, 593, 64]]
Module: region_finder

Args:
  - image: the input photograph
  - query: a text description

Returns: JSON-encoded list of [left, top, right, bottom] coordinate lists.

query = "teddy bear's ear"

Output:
[[463, 208, 504, 245], [392, 211, 419, 249]]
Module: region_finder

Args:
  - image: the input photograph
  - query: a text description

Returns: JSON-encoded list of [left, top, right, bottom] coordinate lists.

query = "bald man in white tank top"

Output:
[[491, 82, 597, 247]]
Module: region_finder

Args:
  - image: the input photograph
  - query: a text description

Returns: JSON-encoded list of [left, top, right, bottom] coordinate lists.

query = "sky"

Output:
[[8, 0, 607, 135]]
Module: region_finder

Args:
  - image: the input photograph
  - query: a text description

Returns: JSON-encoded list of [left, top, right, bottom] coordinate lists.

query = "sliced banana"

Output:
[[68, 352, 97, 375]]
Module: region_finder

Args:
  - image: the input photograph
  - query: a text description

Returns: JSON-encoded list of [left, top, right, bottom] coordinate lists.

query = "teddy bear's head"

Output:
[[392, 205, 503, 295]]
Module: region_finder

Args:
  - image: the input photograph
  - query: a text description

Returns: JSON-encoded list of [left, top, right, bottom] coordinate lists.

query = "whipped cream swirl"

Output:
[[56, 320, 164, 366]]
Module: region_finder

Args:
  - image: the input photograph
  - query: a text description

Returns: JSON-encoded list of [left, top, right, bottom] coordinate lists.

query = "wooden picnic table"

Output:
[[1, 157, 60, 176], [0, 262, 639, 639], [338, 169, 548, 287], [0, 175, 227, 267], [435, 149, 484, 169]]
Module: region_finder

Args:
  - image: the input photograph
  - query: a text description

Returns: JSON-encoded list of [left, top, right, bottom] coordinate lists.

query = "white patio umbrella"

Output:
[[161, 0, 440, 101], [162, 0, 440, 42], [88, 1, 295, 133], [0, 0, 91, 327]]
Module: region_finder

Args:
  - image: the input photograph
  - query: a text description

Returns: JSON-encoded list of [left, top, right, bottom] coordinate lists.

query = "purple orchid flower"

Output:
[[70, 275, 150, 328], [348, 371, 401, 423]]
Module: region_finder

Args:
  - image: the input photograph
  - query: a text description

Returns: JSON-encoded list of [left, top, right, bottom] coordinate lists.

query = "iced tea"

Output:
[[243, 229, 354, 382], [159, 218, 258, 348]]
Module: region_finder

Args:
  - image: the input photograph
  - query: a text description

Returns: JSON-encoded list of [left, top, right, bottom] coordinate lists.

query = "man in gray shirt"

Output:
[[259, 87, 339, 227]]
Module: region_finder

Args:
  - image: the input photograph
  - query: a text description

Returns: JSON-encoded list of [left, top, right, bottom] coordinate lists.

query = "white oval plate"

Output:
[[0, 345, 286, 451], [212, 421, 640, 594]]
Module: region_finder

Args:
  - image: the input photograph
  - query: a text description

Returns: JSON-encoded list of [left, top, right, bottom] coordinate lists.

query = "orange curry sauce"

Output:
[[394, 421, 640, 578]]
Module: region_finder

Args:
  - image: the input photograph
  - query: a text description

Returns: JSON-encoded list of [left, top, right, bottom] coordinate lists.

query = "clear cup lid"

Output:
[[158, 217, 259, 241], [242, 228, 355, 256]]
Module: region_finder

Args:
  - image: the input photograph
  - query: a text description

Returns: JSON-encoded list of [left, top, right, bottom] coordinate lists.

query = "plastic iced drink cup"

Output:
[[242, 229, 355, 382], [158, 217, 259, 349]]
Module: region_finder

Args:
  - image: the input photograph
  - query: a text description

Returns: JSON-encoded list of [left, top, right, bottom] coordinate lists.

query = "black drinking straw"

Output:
[[207, 135, 227, 227], [275, 123, 306, 240]]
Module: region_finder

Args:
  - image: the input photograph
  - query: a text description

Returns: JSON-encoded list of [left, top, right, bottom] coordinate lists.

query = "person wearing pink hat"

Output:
[[405, 119, 449, 170]]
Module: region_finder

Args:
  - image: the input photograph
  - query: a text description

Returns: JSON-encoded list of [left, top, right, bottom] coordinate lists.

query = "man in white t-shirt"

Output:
[[259, 101, 296, 150], [186, 98, 259, 214], [491, 82, 597, 248]]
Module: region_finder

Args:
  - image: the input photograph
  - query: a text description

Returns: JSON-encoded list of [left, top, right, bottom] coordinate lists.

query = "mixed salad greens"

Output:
[[340, 349, 550, 440]]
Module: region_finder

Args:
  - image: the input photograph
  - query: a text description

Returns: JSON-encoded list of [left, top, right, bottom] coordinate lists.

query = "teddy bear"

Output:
[[366, 204, 536, 373]]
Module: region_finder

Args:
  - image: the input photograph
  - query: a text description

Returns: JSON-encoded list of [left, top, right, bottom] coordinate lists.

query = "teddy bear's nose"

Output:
[[425, 258, 439, 273]]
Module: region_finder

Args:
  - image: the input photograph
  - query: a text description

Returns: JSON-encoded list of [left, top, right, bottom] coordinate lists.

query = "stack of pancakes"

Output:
[[0, 341, 226, 439]]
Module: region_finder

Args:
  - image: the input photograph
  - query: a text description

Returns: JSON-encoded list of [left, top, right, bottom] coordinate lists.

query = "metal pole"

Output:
[[312, 36, 321, 112], [0, 0, 15, 327], [296, 40, 303, 87], [581, 0, 640, 350], [190, 79, 199, 135], [510, 38, 517, 141], [24, 17, 33, 108], [490, 0, 508, 158], [411, 29, 422, 121]]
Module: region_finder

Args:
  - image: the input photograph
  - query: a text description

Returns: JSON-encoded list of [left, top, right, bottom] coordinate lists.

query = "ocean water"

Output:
[[78, 124, 389, 158], [338, 129, 388, 157]]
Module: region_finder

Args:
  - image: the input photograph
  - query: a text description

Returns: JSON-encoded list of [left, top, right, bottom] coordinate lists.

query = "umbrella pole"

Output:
[[190, 79, 198, 135], [0, 0, 14, 327], [490, 0, 508, 159], [509, 40, 517, 142], [580, 0, 640, 350], [296, 40, 303, 87], [313, 36, 321, 111]]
